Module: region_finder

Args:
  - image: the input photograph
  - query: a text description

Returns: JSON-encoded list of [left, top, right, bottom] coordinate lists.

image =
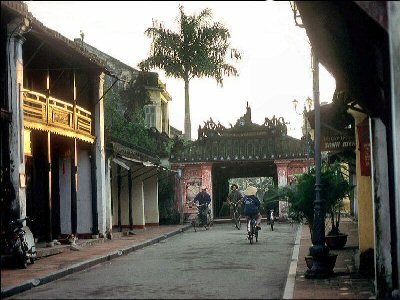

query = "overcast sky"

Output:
[[26, 1, 336, 139]]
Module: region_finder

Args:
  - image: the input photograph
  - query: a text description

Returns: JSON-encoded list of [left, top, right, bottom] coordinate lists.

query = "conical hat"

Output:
[[244, 185, 257, 196]]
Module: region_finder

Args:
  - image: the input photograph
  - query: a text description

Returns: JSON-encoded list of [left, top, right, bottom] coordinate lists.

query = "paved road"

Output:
[[12, 223, 298, 299]]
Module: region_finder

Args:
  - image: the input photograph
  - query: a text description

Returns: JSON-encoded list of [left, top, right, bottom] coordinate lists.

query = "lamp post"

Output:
[[293, 97, 313, 172], [305, 48, 331, 279]]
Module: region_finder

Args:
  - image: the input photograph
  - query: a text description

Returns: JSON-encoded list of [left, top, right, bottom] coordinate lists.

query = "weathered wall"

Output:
[[144, 173, 159, 225]]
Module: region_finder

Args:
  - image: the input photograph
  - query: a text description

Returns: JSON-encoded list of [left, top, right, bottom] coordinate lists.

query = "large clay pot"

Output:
[[325, 233, 348, 250], [305, 253, 338, 271]]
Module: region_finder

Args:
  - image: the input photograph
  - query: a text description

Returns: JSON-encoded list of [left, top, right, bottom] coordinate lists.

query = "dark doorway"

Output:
[[25, 131, 49, 242], [212, 162, 277, 218]]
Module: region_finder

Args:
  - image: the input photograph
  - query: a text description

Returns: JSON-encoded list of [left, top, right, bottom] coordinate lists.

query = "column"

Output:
[[348, 109, 374, 267], [128, 170, 133, 229], [7, 19, 27, 220], [94, 73, 107, 235], [105, 157, 112, 232], [370, 118, 393, 296], [275, 160, 289, 219], [389, 1, 400, 294]]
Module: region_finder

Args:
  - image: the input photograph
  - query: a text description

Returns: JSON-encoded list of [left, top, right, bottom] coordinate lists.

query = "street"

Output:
[[12, 223, 298, 299]]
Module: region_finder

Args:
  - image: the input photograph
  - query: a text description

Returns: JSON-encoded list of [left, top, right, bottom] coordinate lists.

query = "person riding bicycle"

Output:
[[194, 186, 211, 224], [242, 185, 262, 230], [226, 184, 243, 219]]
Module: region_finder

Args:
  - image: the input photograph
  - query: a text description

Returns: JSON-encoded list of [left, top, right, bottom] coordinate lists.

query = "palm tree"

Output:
[[139, 5, 241, 140]]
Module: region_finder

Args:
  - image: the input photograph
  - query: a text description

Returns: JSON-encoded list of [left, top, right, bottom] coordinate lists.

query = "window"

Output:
[[144, 105, 156, 128]]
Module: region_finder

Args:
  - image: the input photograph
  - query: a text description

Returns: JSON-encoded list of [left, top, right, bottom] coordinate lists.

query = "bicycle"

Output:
[[192, 204, 213, 232], [246, 215, 259, 244], [231, 202, 241, 230]]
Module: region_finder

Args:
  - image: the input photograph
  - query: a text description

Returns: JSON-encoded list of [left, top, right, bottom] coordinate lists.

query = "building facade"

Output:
[[1, 1, 108, 242]]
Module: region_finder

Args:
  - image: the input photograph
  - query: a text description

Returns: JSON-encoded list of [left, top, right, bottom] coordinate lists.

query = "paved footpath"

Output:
[[292, 218, 376, 299], [1, 225, 191, 298]]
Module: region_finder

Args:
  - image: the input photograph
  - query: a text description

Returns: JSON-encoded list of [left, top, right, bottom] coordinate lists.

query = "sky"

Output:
[[26, 1, 336, 140]]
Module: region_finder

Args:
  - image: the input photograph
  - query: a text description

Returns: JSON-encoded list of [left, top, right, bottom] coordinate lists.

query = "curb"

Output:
[[283, 223, 302, 299], [1, 224, 192, 299]]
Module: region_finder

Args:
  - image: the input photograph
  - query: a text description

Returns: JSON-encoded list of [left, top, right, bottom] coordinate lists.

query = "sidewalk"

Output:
[[1, 224, 191, 298], [1, 219, 377, 299], [292, 217, 376, 299]]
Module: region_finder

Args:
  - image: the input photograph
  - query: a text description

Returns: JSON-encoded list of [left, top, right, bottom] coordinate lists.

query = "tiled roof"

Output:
[[2, 1, 110, 73], [1, 1, 29, 16]]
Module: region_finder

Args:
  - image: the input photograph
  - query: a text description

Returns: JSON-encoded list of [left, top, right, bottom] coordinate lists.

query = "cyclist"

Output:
[[194, 186, 211, 225], [242, 185, 262, 230], [226, 183, 243, 220]]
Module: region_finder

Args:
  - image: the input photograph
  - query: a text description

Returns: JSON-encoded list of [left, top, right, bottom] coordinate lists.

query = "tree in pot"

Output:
[[267, 162, 352, 270], [323, 162, 354, 250]]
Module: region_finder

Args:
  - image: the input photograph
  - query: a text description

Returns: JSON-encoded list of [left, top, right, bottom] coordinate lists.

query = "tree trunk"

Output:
[[184, 78, 191, 140]]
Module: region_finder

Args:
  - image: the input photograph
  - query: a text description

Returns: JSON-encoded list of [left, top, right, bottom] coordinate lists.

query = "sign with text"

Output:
[[321, 128, 355, 152], [357, 121, 371, 176]]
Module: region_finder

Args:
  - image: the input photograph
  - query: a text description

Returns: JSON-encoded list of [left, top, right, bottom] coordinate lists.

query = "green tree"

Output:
[[139, 5, 241, 140], [265, 162, 353, 238]]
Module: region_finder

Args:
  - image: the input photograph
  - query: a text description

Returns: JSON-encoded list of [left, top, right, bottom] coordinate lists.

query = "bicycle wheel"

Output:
[[255, 228, 258, 242], [192, 220, 197, 232], [234, 212, 241, 230]]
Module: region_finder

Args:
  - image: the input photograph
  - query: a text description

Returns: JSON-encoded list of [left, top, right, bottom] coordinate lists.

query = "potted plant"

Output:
[[266, 162, 352, 270], [323, 162, 354, 249]]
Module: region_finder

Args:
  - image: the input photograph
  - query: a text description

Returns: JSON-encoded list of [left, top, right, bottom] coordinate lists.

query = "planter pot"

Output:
[[305, 253, 338, 271], [325, 234, 348, 250]]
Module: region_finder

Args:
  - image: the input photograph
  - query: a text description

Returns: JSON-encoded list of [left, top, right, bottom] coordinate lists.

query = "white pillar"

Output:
[[105, 157, 112, 231], [144, 171, 159, 225], [275, 161, 289, 219], [389, 1, 400, 292], [133, 170, 145, 228], [370, 118, 393, 294], [94, 73, 106, 234], [7, 20, 26, 219]]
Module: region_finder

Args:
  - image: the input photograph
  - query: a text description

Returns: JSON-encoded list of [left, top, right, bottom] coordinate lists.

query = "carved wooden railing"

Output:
[[23, 89, 93, 140]]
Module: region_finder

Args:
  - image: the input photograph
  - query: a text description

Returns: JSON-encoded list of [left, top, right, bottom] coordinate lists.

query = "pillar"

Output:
[[370, 118, 393, 296], [94, 73, 107, 235], [105, 157, 112, 232], [275, 160, 289, 218], [389, 1, 400, 293], [7, 19, 27, 220], [348, 109, 374, 267]]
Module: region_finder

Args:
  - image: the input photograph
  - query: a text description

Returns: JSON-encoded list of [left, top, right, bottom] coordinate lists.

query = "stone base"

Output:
[[304, 253, 338, 279], [304, 268, 334, 279]]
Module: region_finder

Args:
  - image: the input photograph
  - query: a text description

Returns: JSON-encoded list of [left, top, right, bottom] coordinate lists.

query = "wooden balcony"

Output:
[[23, 89, 95, 143]]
